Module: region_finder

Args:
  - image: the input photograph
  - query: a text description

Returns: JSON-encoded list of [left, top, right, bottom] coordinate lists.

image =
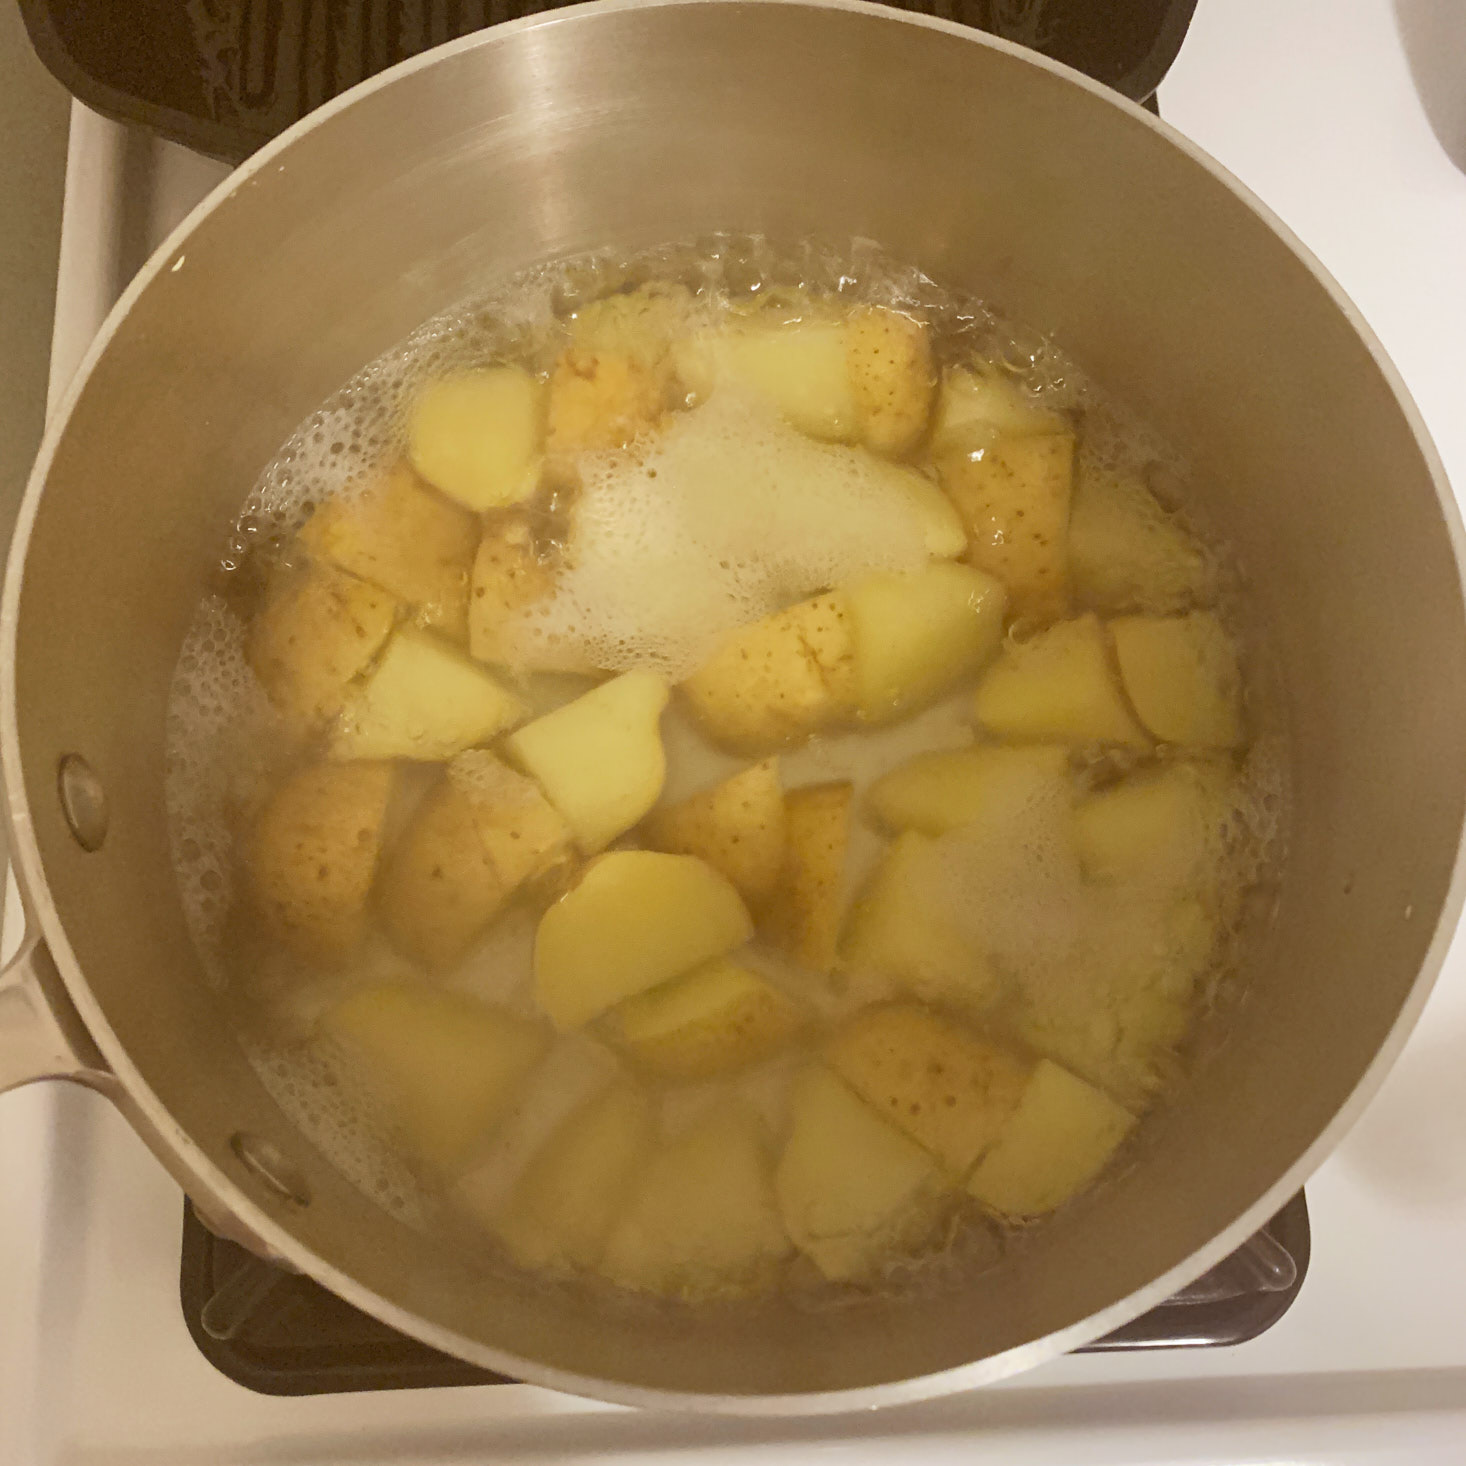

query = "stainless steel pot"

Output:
[[3, 0, 1464, 1414]]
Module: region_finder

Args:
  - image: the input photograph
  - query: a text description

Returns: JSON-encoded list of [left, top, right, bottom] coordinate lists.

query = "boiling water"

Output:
[[164, 237, 1285, 1288]]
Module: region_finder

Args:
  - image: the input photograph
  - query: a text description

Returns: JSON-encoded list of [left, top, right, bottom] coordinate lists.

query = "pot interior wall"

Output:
[[11, 1, 1465, 1397]]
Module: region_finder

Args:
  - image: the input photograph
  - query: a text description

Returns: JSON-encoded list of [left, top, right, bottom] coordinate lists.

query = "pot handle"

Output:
[[0, 931, 118, 1096]]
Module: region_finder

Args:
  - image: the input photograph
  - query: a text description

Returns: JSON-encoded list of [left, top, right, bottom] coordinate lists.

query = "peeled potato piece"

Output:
[[247, 760, 393, 966], [534, 851, 754, 1028], [606, 957, 804, 1079], [846, 306, 935, 457], [247, 561, 398, 736], [841, 831, 999, 1014], [966, 1060, 1136, 1219], [1111, 611, 1244, 749], [321, 983, 549, 1173], [888, 465, 967, 558], [929, 367, 1067, 458], [298, 461, 478, 641], [775, 1064, 944, 1282], [408, 366, 543, 511], [939, 431, 1075, 624], [643, 758, 787, 909], [846, 561, 1007, 723], [331, 628, 526, 761], [866, 744, 1070, 837], [493, 1077, 655, 1273], [505, 669, 669, 853], [763, 781, 852, 976], [824, 1004, 1030, 1176], [973, 614, 1149, 747], [680, 593, 857, 753], [379, 752, 571, 970]]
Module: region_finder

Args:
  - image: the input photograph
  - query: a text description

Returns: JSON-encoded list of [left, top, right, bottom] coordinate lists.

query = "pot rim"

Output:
[[5, 0, 1464, 1415]]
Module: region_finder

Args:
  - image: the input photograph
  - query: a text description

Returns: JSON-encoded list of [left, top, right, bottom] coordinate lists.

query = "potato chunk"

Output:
[[824, 1004, 1029, 1176], [889, 465, 967, 558], [568, 282, 694, 371], [680, 593, 857, 752], [298, 462, 478, 641], [545, 348, 664, 472], [331, 628, 526, 761], [466, 512, 569, 671], [764, 782, 852, 975], [492, 1078, 654, 1273], [247, 760, 392, 966], [321, 983, 548, 1172], [673, 319, 858, 442], [606, 957, 803, 1079], [973, 614, 1149, 746], [247, 561, 398, 735], [867, 744, 1070, 837], [1069, 467, 1215, 614], [642, 758, 786, 908], [505, 669, 669, 853], [846, 562, 1007, 723], [966, 1060, 1136, 1219], [939, 431, 1075, 624], [534, 851, 754, 1028], [929, 367, 1066, 458], [601, 1104, 792, 1299], [846, 306, 935, 457], [841, 832, 999, 1014], [379, 753, 571, 969], [1111, 611, 1244, 749], [408, 366, 543, 511], [775, 1064, 943, 1281]]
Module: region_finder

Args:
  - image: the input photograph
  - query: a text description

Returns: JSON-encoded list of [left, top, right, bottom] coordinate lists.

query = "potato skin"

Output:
[[846, 306, 935, 457], [763, 781, 852, 975], [467, 512, 566, 671], [545, 348, 664, 477]]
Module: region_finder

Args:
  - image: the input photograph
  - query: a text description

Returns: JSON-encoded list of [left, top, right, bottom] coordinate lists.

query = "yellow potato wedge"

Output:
[[973, 614, 1150, 746], [505, 669, 669, 853], [601, 1102, 791, 1299], [966, 1060, 1136, 1219], [846, 561, 1007, 723], [298, 461, 478, 641], [888, 465, 967, 558], [679, 593, 857, 753], [606, 957, 804, 1079], [534, 851, 754, 1028], [1110, 611, 1244, 749], [545, 348, 665, 472], [408, 366, 543, 511], [466, 512, 569, 671], [929, 367, 1067, 458], [247, 561, 398, 735], [641, 758, 786, 908], [775, 1064, 944, 1282], [331, 628, 526, 761], [866, 743, 1071, 837], [846, 306, 935, 457], [321, 983, 549, 1173], [763, 781, 852, 975], [939, 431, 1075, 624], [247, 760, 393, 966], [568, 282, 695, 373], [824, 1004, 1030, 1176]]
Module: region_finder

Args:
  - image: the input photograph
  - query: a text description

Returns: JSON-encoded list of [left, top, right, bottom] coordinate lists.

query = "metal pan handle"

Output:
[[0, 929, 118, 1095]]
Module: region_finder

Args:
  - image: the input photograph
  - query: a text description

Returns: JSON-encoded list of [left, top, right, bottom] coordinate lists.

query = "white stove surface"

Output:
[[5, 1, 1466, 1461]]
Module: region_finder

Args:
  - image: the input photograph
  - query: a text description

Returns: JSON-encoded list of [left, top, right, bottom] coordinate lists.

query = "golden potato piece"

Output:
[[763, 781, 852, 975], [379, 753, 571, 970], [408, 366, 543, 511], [775, 1064, 943, 1282], [467, 512, 564, 670], [679, 593, 857, 753], [298, 462, 477, 641], [929, 367, 1066, 458], [321, 983, 549, 1173], [545, 348, 664, 474], [939, 431, 1075, 624], [824, 1004, 1029, 1176], [569, 282, 695, 372], [973, 613, 1150, 747], [866, 744, 1071, 837], [967, 1060, 1136, 1219], [606, 957, 804, 1079], [1110, 611, 1244, 749], [247, 560, 398, 735], [247, 760, 393, 966], [641, 758, 786, 908], [846, 306, 935, 457], [601, 1103, 791, 1299]]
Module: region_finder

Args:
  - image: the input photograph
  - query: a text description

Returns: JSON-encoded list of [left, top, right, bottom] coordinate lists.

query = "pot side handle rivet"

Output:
[[229, 1132, 312, 1208], [57, 754, 108, 852]]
